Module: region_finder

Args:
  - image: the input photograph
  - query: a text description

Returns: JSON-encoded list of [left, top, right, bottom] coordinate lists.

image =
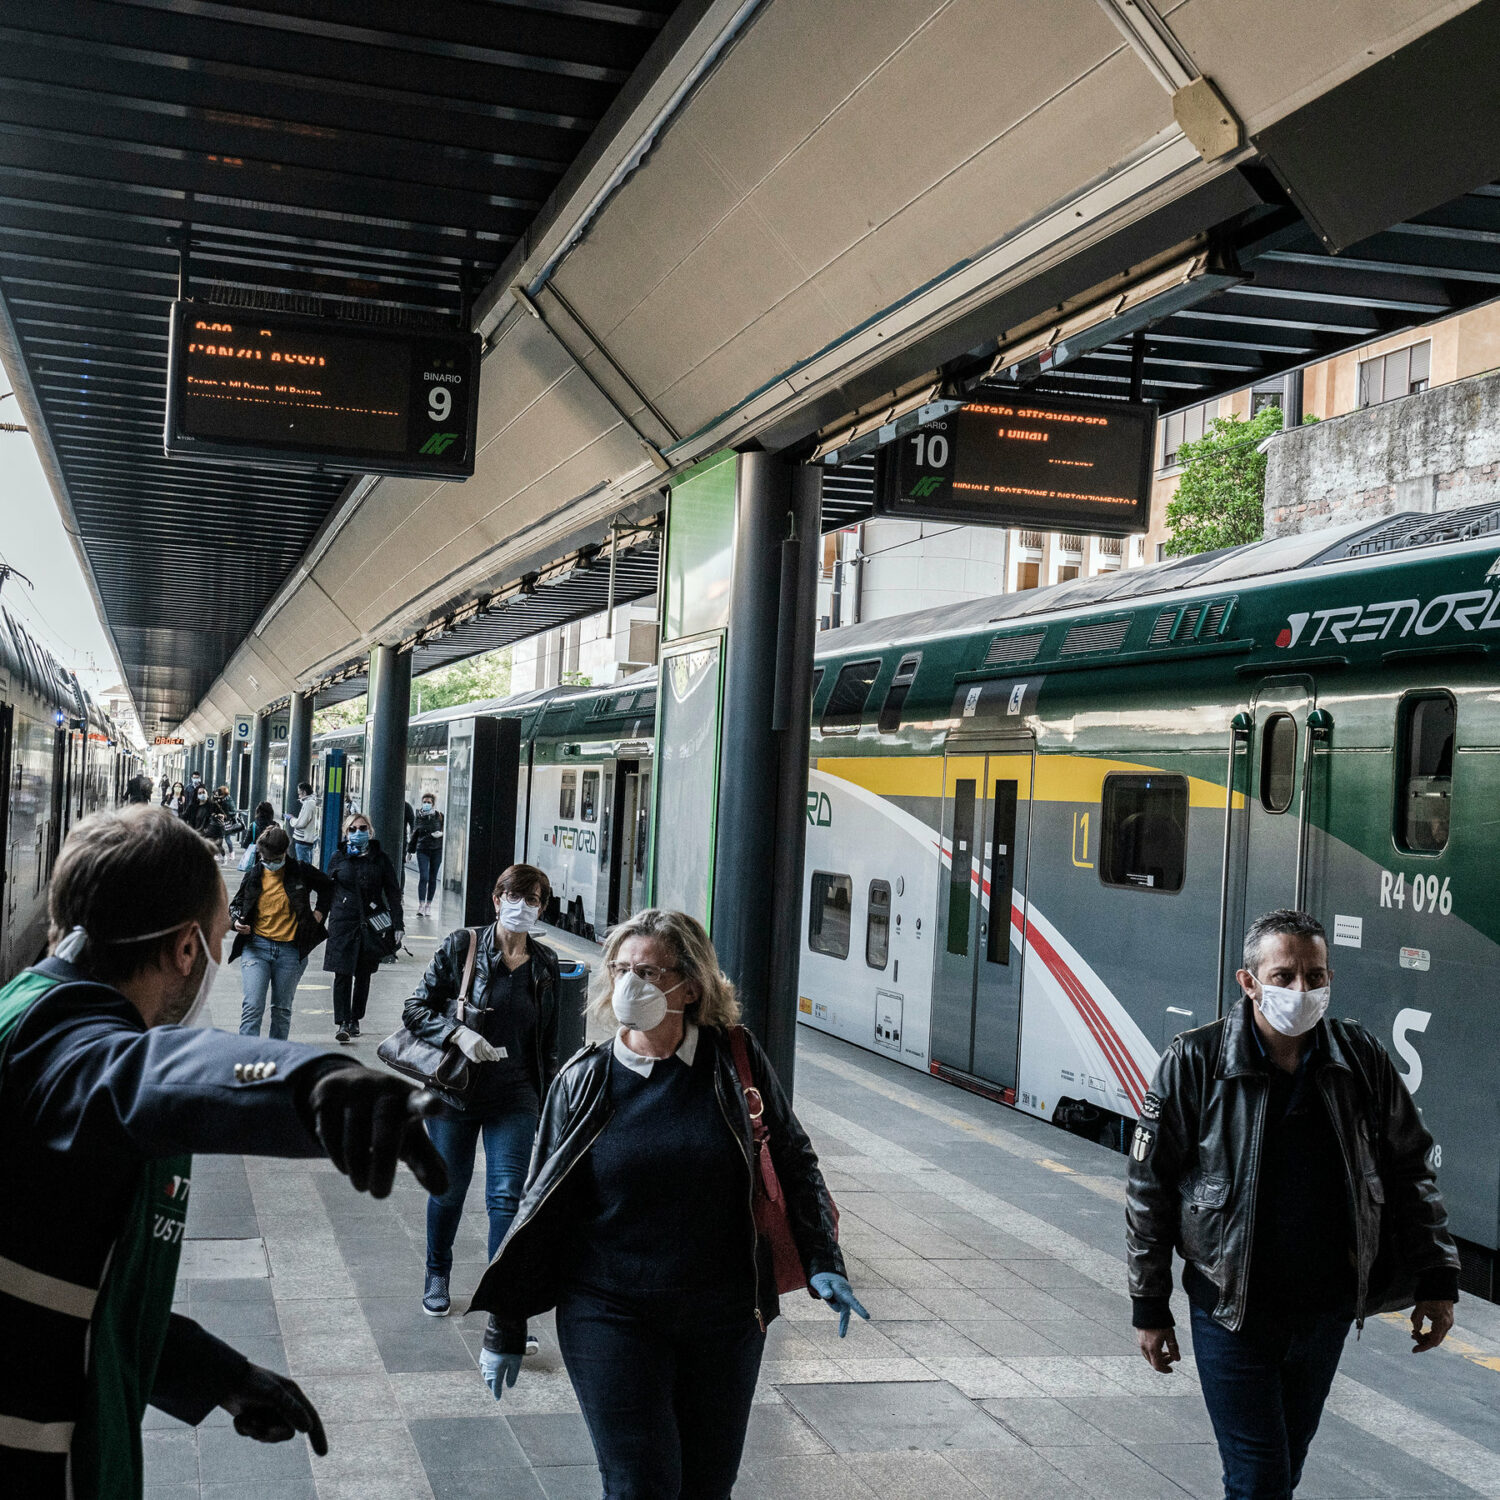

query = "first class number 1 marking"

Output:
[[1378, 869, 1452, 915]]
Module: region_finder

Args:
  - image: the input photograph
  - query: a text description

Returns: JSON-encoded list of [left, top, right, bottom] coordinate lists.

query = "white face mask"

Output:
[[181, 923, 221, 1027], [1253, 981, 1330, 1037], [496, 896, 539, 934], [612, 969, 686, 1032]]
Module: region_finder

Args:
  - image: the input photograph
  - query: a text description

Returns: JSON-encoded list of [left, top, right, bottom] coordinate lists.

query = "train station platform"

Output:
[[147, 875, 1500, 1500]]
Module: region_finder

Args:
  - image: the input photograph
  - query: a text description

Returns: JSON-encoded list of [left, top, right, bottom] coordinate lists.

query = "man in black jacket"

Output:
[[1126, 908, 1458, 1500]]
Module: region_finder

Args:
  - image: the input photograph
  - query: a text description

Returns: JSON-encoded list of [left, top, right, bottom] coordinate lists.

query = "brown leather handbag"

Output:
[[377, 928, 480, 1096], [727, 1025, 838, 1295]]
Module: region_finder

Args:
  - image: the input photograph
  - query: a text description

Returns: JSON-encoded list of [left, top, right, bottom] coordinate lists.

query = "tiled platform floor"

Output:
[[145, 869, 1500, 1497]]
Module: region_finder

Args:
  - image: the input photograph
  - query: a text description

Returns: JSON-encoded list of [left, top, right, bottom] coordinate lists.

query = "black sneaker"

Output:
[[348, 1022, 361, 1038], [335, 1025, 351, 1044], [422, 1273, 451, 1317]]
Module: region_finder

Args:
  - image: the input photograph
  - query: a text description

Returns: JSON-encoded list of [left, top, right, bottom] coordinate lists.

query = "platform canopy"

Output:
[[0, 0, 1497, 739]]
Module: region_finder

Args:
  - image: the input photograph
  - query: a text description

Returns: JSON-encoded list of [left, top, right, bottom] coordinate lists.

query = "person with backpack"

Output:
[[322, 812, 402, 1044], [466, 906, 863, 1499], [401, 863, 559, 1325]]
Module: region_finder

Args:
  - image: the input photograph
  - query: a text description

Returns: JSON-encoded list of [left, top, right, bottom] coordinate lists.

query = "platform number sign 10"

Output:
[[895, 421, 956, 503]]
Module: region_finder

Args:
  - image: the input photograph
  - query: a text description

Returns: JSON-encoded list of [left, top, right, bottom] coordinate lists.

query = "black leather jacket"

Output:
[[401, 926, 560, 1114], [1126, 1000, 1459, 1332], [468, 1025, 844, 1354]]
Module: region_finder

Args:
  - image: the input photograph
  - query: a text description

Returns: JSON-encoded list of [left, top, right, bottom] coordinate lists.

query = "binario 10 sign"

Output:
[[164, 302, 481, 479], [877, 393, 1154, 535]]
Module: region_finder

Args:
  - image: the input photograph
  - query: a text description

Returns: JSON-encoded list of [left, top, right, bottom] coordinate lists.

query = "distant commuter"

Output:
[[231, 826, 334, 1041], [0, 806, 446, 1498], [289, 780, 318, 864], [408, 792, 445, 918], [125, 774, 153, 805], [185, 783, 215, 837], [323, 812, 403, 1044], [206, 785, 238, 862], [166, 781, 187, 817], [469, 908, 863, 1499], [403, 863, 559, 1323], [1127, 908, 1458, 1500]]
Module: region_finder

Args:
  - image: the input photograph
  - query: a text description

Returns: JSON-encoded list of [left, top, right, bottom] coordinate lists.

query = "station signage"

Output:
[[876, 393, 1154, 535], [153, 736, 185, 746], [164, 301, 482, 480]]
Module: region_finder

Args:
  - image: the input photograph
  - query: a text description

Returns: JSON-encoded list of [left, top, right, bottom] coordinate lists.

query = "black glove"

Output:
[[220, 1363, 328, 1455], [306, 1068, 449, 1199]]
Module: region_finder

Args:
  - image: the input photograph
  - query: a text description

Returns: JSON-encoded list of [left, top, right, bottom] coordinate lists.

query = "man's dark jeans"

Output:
[[1191, 1302, 1351, 1499]]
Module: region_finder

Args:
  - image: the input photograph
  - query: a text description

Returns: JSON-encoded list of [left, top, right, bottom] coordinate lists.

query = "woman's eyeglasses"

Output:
[[606, 962, 679, 985]]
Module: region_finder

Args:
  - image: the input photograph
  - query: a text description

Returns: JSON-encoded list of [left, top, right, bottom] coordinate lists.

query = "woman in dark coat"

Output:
[[322, 810, 403, 1043], [402, 863, 560, 1322], [468, 907, 864, 1500]]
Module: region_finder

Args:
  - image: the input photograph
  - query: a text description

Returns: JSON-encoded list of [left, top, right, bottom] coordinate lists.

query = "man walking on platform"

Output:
[[0, 805, 448, 1498], [289, 779, 318, 864], [1126, 908, 1458, 1499]]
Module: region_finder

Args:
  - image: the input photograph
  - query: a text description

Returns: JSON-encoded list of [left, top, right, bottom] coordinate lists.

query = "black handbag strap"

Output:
[[455, 927, 479, 1024]]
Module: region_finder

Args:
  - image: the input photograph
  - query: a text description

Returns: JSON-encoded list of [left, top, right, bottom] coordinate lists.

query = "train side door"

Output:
[[614, 765, 651, 923], [0, 704, 11, 962], [931, 740, 1033, 1092], [1242, 680, 1313, 924]]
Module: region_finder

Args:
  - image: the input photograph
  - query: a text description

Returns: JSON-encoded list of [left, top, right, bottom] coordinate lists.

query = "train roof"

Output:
[[816, 501, 1500, 659], [0, 605, 83, 716]]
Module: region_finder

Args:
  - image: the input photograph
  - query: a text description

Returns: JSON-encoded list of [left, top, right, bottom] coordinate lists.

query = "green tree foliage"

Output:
[[308, 647, 513, 736], [410, 647, 513, 716], [1163, 406, 1315, 558]]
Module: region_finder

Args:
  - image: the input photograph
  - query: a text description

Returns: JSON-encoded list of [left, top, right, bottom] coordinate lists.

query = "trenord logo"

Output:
[[908, 475, 945, 498], [420, 432, 458, 456]]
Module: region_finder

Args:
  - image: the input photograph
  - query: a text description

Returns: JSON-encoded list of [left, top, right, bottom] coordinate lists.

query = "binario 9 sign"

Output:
[[877, 393, 1154, 535], [164, 301, 481, 480]]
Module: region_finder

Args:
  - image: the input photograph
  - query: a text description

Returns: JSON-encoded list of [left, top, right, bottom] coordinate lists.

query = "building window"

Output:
[[1250, 383, 1283, 416], [1057, 565, 1080, 583], [559, 770, 577, 820], [820, 659, 881, 734], [1099, 773, 1187, 892], [1396, 693, 1454, 853], [1159, 400, 1219, 467], [1155, 542, 1168, 562], [865, 880, 891, 969], [1359, 341, 1431, 408], [808, 871, 853, 958], [580, 769, 599, 823], [1015, 562, 1041, 591]]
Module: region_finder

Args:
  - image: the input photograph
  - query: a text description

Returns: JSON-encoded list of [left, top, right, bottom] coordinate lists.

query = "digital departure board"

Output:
[[876, 393, 1154, 534], [164, 301, 482, 479]]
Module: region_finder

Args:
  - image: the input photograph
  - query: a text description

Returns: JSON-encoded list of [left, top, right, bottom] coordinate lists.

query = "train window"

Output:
[[877, 654, 921, 734], [946, 779, 977, 955], [1260, 714, 1297, 814], [821, 659, 881, 734], [811, 667, 824, 704], [866, 880, 891, 969], [1397, 693, 1455, 853], [559, 770, 577, 820], [986, 781, 1018, 966], [1099, 774, 1187, 893], [808, 871, 853, 958], [580, 770, 598, 823]]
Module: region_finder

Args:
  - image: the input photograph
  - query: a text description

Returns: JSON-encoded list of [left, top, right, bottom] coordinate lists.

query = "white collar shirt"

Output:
[[612, 1018, 699, 1076]]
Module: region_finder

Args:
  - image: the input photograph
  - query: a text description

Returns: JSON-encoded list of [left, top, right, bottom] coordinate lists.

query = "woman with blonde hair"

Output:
[[468, 907, 864, 1499]]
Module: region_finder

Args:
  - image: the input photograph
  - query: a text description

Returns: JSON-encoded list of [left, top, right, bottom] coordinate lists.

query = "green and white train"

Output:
[[311, 502, 1500, 1294]]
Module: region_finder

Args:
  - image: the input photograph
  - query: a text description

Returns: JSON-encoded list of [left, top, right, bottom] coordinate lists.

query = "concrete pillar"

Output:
[[287, 690, 314, 818], [710, 455, 823, 1093], [235, 745, 250, 808], [365, 644, 412, 856], [248, 710, 270, 812], [215, 731, 231, 791]]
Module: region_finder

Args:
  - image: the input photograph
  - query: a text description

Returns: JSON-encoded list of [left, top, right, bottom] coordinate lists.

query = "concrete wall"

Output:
[[1263, 366, 1500, 537]]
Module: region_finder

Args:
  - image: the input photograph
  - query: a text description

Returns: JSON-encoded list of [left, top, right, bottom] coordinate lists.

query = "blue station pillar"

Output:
[[364, 645, 412, 859], [248, 709, 270, 812], [651, 449, 823, 1092], [286, 690, 314, 817]]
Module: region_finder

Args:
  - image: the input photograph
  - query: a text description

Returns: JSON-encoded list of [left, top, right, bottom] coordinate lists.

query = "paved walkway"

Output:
[[145, 871, 1500, 1498]]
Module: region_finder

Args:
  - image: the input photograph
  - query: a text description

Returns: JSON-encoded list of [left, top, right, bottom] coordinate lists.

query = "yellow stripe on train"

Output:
[[814, 754, 1245, 810]]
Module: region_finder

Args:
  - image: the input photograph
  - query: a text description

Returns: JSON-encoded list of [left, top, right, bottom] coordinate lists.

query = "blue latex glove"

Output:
[[480, 1349, 522, 1400], [810, 1272, 870, 1338]]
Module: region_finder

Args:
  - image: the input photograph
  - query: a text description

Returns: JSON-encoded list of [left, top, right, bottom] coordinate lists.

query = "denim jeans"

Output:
[[1191, 1302, 1351, 1499], [556, 1286, 764, 1500], [424, 1109, 538, 1276], [293, 839, 316, 866], [416, 847, 442, 904], [238, 934, 307, 1040]]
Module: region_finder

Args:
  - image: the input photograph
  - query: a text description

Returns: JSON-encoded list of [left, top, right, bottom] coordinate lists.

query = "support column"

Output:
[[191, 744, 204, 781], [1283, 366, 1304, 427], [709, 455, 823, 1092], [215, 731, 231, 791], [365, 644, 412, 856], [248, 710, 270, 812], [287, 690, 314, 818]]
